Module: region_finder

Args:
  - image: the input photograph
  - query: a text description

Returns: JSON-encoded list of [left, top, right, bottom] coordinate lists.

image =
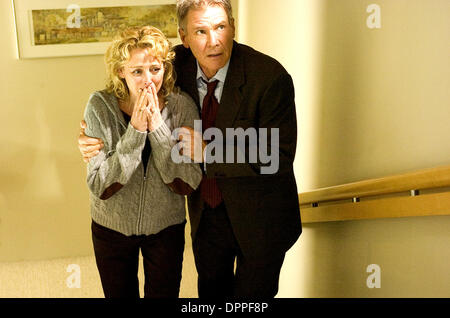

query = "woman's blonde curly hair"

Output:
[[105, 26, 176, 101]]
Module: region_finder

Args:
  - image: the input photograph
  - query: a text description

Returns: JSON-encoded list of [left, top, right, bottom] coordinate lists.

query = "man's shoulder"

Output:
[[173, 43, 188, 53], [233, 42, 288, 76], [173, 44, 193, 64]]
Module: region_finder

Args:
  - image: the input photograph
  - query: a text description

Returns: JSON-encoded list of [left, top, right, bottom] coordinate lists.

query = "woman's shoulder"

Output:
[[84, 90, 120, 125], [86, 90, 118, 113], [88, 89, 117, 106]]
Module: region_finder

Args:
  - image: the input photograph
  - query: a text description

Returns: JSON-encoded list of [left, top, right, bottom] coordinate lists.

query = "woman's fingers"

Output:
[[145, 88, 155, 113], [130, 88, 149, 132], [134, 88, 147, 115], [150, 82, 159, 110]]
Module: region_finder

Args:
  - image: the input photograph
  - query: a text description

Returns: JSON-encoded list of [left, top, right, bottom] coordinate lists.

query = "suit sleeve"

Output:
[[205, 72, 297, 177]]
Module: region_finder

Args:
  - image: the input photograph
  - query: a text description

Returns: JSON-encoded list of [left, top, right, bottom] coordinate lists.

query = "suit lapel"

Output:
[[215, 42, 245, 131]]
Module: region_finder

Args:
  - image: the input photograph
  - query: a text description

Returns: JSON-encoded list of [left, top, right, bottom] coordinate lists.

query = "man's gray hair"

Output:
[[176, 0, 234, 31]]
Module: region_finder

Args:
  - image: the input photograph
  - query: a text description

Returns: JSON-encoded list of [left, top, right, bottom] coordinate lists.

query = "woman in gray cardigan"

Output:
[[83, 26, 202, 298]]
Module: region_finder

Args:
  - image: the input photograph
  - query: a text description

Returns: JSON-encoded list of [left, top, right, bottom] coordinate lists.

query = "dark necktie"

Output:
[[200, 80, 223, 208]]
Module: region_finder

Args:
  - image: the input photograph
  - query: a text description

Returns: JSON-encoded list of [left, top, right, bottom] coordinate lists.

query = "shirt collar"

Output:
[[196, 59, 230, 84]]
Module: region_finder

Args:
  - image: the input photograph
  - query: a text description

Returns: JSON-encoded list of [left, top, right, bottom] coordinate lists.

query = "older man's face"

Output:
[[179, 5, 235, 79]]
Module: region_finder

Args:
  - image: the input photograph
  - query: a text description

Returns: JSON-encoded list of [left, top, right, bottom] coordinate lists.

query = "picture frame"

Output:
[[12, 0, 180, 59]]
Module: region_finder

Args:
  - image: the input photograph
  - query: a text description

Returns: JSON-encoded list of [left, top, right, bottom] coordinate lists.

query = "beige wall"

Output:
[[1, 0, 449, 297], [0, 1, 106, 262], [236, 0, 450, 297]]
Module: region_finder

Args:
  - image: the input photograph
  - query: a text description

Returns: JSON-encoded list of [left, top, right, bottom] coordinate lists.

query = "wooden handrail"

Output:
[[299, 164, 450, 205], [298, 164, 450, 223]]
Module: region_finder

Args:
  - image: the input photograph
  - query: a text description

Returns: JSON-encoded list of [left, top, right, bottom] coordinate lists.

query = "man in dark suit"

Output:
[[79, 0, 301, 298]]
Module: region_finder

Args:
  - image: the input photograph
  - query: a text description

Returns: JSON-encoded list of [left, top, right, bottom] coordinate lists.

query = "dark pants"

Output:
[[193, 203, 285, 299], [91, 220, 185, 298]]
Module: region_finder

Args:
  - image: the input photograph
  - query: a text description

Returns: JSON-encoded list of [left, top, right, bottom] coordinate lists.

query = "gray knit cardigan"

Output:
[[84, 89, 202, 236]]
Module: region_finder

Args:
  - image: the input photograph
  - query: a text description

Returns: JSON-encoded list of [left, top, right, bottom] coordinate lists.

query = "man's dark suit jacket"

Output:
[[174, 41, 302, 260]]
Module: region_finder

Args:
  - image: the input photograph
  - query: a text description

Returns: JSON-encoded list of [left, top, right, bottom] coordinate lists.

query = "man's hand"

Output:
[[78, 120, 104, 163], [178, 126, 206, 163]]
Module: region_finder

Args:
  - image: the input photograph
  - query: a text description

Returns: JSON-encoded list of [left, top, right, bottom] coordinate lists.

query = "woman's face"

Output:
[[119, 47, 165, 101]]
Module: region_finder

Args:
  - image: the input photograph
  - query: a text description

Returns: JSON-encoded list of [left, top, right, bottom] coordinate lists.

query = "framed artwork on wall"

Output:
[[12, 0, 180, 59]]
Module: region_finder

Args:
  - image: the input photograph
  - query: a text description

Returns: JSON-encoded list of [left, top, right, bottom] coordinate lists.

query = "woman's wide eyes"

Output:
[[132, 68, 161, 75]]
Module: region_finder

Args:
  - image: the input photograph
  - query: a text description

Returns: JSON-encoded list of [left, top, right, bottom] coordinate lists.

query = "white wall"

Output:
[[0, 0, 106, 262], [1, 0, 449, 298], [236, 0, 450, 297]]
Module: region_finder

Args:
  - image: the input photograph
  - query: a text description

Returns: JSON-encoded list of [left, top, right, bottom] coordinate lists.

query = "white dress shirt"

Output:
[[196, 59, 230, 109]]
